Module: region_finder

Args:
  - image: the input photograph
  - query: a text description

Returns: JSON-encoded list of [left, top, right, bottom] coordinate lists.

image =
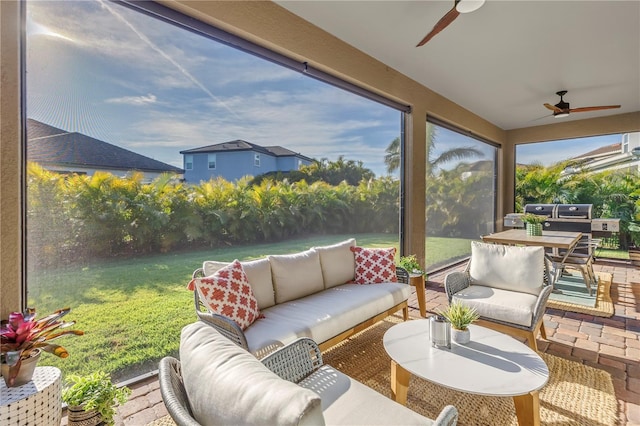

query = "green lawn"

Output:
[[28, 233, 473, 382]]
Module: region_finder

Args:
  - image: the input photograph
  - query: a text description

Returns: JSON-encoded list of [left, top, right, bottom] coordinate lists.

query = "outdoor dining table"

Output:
[[481, 229, 583, 289]]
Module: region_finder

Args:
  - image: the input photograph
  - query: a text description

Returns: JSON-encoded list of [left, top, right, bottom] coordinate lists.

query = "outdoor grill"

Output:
[[504, 203, 621, 255]]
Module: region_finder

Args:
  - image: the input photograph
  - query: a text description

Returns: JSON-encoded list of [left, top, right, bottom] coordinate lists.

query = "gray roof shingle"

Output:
[[27, 118, 183, 174], [180, 139, 313, 161]]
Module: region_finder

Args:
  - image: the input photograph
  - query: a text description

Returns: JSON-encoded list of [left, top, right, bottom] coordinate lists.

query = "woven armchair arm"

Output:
[[158, 357, 201, 426], [433, 405, 459, 426], [444, 271, 470, 303], [193, 290, 249, 351], [261, 338, 323, 384], [530, 283, 553, 331], [395, 266, 409, 284]]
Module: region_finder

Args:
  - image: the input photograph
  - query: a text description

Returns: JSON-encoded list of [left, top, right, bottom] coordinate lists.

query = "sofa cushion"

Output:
[[180, 322, 324, 426], [452, 285, 538, 327], [350, 246, 398, 284], [244, 282, 410, 355], [203, 258, 275, 309], [469, 241, 544, 296], [269, 249, 324, 304], [188, 260, 261, 330], [314, 239, 356, 289], [299, 365, 431, 425]]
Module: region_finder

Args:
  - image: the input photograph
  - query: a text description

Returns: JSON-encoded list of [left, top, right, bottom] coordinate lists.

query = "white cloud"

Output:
[[105, 94, 157, 106]]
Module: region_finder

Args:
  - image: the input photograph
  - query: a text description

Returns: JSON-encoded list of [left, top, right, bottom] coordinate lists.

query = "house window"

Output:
[[622, 133, 629, 153], [254, 153, 260, 167], [208, 154, 216, 170], [185, 155, 193, 170], [298, 159, 303, 169]]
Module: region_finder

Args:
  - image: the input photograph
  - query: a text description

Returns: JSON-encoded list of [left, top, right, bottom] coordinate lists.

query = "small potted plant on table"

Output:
[[522, 213, 547, 236], [440, 301, 480, 345], [0, 307, 83, 387], [398, 255, 428, 317], [63, 371, 131, 426]]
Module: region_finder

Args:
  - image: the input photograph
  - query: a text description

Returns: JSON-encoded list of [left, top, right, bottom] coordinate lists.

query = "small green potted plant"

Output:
[[63, 371, 131, 426], [522, 213, 547, 236], [398, 254, 426, 277], [439, 301, 480, 345]]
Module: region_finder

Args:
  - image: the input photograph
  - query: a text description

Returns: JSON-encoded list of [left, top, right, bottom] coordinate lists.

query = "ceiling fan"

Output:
[[544, 90, 621, 118], [416, 0, 485, 47]]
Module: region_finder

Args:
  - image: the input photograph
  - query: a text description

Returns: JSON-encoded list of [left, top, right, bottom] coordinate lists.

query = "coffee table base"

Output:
[[390, 361, 541, 426]]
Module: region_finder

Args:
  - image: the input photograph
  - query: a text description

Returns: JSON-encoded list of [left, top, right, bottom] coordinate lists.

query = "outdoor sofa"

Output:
[[188, 238, 411, 358], [158, 320, 459, 425]]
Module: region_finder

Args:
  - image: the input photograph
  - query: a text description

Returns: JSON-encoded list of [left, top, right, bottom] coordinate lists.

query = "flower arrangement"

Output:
[[439, 301, 479, 331], [1, 307, 83, 386], [398, 254, 425, 276], [522, 213, 548, 224]]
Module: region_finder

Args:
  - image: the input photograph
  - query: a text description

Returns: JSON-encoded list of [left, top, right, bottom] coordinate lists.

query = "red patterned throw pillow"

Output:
[[350, 246, 398, 284], [187, 260, 261, 330]]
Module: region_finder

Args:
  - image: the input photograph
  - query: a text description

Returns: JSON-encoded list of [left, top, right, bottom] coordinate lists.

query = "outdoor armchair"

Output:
[[445, 241, 553, 351]]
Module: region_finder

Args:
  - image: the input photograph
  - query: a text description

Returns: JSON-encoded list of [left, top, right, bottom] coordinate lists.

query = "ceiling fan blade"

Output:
[[544, 103, 562, 113], [569, 105, 621, 113], [416, 5, 460, 47]]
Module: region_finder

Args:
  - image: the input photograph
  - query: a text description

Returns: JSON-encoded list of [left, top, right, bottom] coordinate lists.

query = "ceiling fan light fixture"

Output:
[[455, 0, 485, 14], [554, 112, 570, 118]]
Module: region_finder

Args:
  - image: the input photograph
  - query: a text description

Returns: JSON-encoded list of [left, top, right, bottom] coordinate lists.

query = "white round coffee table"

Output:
[[383, 320, 549, 426]]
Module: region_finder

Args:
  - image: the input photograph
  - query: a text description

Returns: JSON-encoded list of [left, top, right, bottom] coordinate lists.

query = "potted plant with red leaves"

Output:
[[0, 307, 83, 387]]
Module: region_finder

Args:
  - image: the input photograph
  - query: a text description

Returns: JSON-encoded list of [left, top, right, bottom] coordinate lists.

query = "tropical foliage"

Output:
[[250, 156, 375, 186]]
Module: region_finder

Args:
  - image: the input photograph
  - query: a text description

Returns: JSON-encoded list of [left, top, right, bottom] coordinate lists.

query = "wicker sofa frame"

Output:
[[191, 266, 410, 357], [159, 335, 459, 426]]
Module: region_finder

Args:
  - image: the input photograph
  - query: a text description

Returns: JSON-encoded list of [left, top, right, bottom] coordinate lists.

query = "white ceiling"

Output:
[[276, 1, 640, 131]]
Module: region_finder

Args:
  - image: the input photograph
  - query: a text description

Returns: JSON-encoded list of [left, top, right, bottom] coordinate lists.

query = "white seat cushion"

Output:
[[203, 258, 275, 309], [469, 241, 544, 296], [269, 249, 325, 304], [299, 365, 433, 425], [244, 282, 410, 355], [314, 239, 356, 288], [452, 285, 538, 327], [180, 321, 324, 426]]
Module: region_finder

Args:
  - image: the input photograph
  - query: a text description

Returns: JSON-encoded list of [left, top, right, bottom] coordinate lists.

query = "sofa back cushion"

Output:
[[203, 258, 275, 309], [269, 249, 324, 304], [469, 241, 544, 296], [314, 239, 356, 288], [180, 322, 324, 426]]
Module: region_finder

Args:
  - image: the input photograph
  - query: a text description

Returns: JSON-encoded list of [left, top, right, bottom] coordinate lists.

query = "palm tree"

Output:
[[384, 125, 483, 176]]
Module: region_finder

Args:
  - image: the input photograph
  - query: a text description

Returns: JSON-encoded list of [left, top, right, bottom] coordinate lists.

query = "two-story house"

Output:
[[180, 140, 313, 183], [27, 119, 184, 182]]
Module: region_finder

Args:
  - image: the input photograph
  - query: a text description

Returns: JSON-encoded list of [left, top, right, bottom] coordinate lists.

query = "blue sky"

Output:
[[26, 0, 401, 177], [26, 0, 622, 176]]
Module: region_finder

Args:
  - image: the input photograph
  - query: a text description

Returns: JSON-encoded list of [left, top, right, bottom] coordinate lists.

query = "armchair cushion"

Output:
[[269, 249, 324, 304], [203, 258, 275, 309], [314, 239, 356, 288], [469, 241, 544, 296], [180, 321, 324, 426], [452, 285, 539, 327]]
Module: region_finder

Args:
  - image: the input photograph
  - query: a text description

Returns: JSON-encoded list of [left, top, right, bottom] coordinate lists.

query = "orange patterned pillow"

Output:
[[187, 260, 261, 330], [350, 246, 398, 284]]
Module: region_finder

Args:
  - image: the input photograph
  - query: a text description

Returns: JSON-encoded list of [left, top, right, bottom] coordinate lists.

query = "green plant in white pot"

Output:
[[398, 255, 426, 277], [62, 371, 131, 426], [439, 301, 480, 345]]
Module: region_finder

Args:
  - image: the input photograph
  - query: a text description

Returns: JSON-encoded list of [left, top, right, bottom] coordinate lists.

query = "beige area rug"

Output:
[[148, 316, 618, 426], [322, 316, 618, 426], [547, 272, 614, 317]]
